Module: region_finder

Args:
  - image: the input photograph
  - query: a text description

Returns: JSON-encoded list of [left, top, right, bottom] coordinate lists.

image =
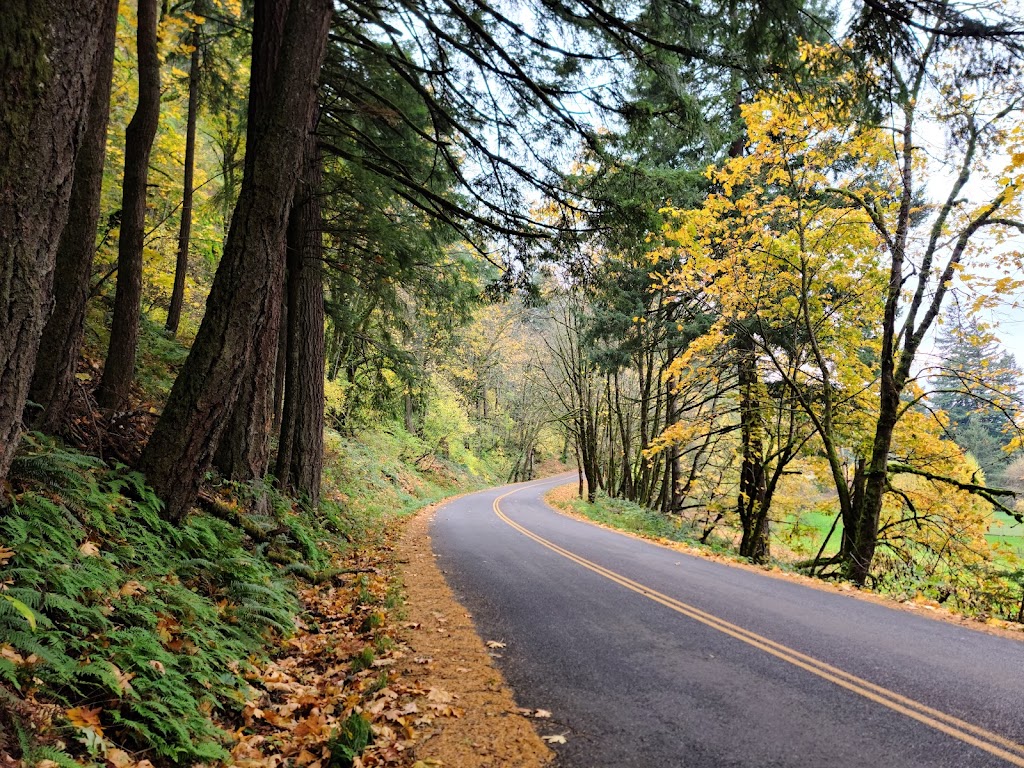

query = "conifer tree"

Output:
[[140, 0, 332, 521], [0, 0, 113, 483], [97, 0, 162, 410]]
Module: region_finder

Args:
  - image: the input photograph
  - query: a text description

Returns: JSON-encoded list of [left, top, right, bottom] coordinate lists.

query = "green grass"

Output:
[[989, 509, 1024, 536], [550, 490, 741, 556]]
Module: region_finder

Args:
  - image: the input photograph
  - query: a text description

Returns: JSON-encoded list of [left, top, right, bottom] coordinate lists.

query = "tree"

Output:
[[931, 307, 1024, 484], [659, 35, 1024, 582], [839, 32, 1024, 584], [26, 0, 119, 433], [275, 119, 326, 504], [96, 0, 162, 410], [140, 0, 332, 522], [658, 49, 888, 562], [0, 0, 113, 484], [165, 23, 202, 336]]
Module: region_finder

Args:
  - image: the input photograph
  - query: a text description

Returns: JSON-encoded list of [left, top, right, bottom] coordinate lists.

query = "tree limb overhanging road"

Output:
[[431, 475, 1024, 768]]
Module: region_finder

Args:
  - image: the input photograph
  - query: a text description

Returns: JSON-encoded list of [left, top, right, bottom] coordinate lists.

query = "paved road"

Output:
[[431, 475, 1024, 767]]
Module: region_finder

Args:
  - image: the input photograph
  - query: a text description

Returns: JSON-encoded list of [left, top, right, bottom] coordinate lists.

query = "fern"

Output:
[[1, 435, 340, 763]]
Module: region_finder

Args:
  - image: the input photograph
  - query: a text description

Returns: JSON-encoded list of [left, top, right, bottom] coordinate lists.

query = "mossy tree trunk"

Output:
[[0, 0, 110, 482], [26, 0, 119, 433]]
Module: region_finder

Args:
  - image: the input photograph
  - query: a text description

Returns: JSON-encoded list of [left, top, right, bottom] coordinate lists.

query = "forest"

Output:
[[2, 0, 1024, 763]]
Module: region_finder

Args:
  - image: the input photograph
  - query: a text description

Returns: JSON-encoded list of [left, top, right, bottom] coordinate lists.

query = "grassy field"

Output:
[[987, 509, 1024, 558], [547, 481, 1024, 581]]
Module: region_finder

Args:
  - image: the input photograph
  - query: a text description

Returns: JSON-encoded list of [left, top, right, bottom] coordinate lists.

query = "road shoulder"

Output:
[[395, 502, 553, 768]]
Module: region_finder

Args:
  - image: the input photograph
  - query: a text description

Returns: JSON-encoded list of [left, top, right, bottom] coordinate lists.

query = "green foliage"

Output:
[[321, 424, 498, 524], [1, 435, 302, 762], [556, 489, 716, 548], [931, 308, 1024, 485], [327, 712, 373, 767]]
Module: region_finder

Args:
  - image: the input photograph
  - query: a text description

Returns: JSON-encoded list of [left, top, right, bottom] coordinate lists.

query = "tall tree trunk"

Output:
[[0, 0, 108, 482], [404, 390, 416, 434], [736, 340, 770, 562], [165, 27, 201, 336], [139, 0, 332, 522], [26, 0, 118, 433], [273, 294, 288, 434], [667, 381, 683, 514], [842, 457, 867, 559], [212, 0, 295, 483], [275, 125, 325, 504], [96, 0, 161, 410], [848, 378, 901, 584], [212, 305, 281, 480]]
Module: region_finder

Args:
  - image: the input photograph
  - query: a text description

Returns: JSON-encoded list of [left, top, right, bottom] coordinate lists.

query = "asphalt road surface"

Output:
[[431, 474, 1024, 768]]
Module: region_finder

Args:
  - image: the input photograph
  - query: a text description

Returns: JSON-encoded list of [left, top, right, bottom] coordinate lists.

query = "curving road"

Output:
[[431, 474, 1024, 768]]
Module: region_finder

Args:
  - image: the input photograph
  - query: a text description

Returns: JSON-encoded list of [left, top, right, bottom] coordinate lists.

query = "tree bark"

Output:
[[165, 27, 201, 336], [26, 0, 118, 433], [0, 0, 108, 481], [276, 128, 325, 504], [736, 340, 770, 562], [848, 376, 901, 585], [273, 293, 288, 434], [139, 0, 332, 522], [96, 0, 162, 410], [212, 0, 293, 484], [212, 303, 280, 480]]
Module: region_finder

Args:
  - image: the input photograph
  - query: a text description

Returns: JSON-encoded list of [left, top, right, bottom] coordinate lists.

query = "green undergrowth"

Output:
[[321, 425, 502, 524], [549, 488, 735, 555], [0, 421, 501, 765], [0, 435, 303, 763]]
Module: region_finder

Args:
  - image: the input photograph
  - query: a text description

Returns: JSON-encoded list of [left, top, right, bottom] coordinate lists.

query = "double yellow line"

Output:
[[493, 486, 1024, 766]]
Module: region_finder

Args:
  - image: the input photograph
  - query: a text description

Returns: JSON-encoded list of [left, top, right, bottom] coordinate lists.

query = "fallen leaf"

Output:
[[412, 760, 444, 767], [118, 580, 147, 598], [148, 660, 166, 674], [105, 748, 134, 768], [67, 705, 103, 729], [533, 709, 552, 718], [79, 541, 101, 557], [542, 734, 568, 744], [0, 546, 14, 566]]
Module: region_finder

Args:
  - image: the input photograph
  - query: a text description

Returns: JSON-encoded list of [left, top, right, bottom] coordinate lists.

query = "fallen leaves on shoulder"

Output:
[[224, 534, 463, 767]]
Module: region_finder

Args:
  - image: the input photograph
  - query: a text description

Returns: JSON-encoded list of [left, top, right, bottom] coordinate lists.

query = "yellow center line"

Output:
[[493, 486, 1024, 767]]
